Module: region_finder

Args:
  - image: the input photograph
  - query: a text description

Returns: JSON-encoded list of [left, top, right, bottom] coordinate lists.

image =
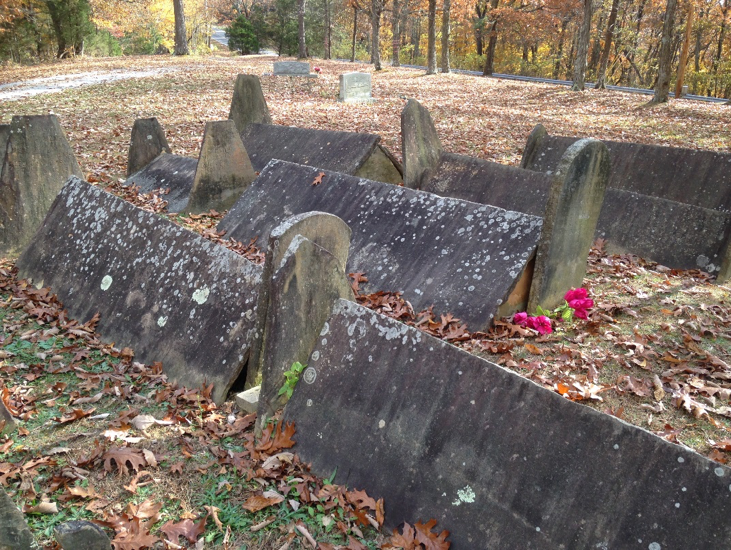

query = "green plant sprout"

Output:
[[278, 361, 306, 400]]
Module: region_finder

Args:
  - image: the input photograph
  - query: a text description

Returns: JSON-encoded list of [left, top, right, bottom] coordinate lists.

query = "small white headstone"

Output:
[[339, 72, 373, 103], [235, 385, 261, 414], [273, 61, 317, 77]]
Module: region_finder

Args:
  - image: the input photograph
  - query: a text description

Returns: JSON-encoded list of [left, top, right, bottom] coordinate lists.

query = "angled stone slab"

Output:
[[0, 125, 9, 157], [55, 520, 112, 550], [285, 299, 731, 549], [240, 123, 402, 184], [125, 153, 197, 212], [0, 486, 34, 549], [401, 99, 444, 189], [228, 74, 272, 133], [16, 177, 263, 404], [219, 160, 542, 330], [0, 115, 83, 257], [126, 117, 171, 177], [186, 120, 256, 214], [255, 212, 352, 425], [0, 397, 16, 435]]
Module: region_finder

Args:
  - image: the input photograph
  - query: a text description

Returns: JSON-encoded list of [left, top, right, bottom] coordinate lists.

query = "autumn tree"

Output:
[[571, 0, 593, 90], [372, 0, 384, 70], [596, 0, 622, 89], [650, 0, 678, 103], [173, 0, 189, 54], [441, 0, 450, 71], [298, 0, 307, 57], [427, 0, 436, 73]]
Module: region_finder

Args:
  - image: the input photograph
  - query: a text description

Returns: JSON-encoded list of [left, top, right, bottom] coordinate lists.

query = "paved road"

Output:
[[212, 27, 228, 47]]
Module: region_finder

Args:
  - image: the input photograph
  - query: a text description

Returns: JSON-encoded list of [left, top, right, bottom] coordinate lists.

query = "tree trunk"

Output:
[[324, 0, 331, 59], [173, 0, 189, 55], [475, 5, 486, 55], [588, 13, 605, 74], [651, 0, 679, 103], [392, 0, 401, 66], [674, 2, 693, 98], [571, 0, 593, 90], [694, 8, 705, 73], [427, 0, 437, 74], [351, 7, 357, 61], [553, 18, 568, 79], [298, 0, 307, 58], [441, 0, 451, 72], [413, 17, 421, 60], [481, 0, 500, 75], [372, 0, 383, 70], [596, 0, 622, 89]]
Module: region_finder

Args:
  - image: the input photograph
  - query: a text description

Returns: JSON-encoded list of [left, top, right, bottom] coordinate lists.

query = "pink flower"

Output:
[[568, 298, 594, 319], [526, 315, 552, 335], [513, 312, 528, 326], [564, 288, 588, 302], [313, 66, 322, 73]]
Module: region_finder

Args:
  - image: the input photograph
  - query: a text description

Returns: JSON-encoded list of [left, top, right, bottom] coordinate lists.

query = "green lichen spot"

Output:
[[100, 275, 113, 291], [192, 286, 210, 304], [157, 315, 168, 327], [452, 485, 476, 506]]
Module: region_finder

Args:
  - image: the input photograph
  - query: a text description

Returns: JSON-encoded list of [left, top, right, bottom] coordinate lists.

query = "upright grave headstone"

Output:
[[228, 74, 272, 133], [17, 177, 264, 404], [521, 124, 731, 278], [228, 75, 403, 184], [219, 160, 543, 330], [273, 61, 316, 77], [0, 115, 83, 257], [402, 100, 609, 311], [0, 486, 35, 549], [126, 119, 256, 213], [253, 212, 352, 426], [339, 72, 373, 103], [126, 117, 170, 177], [285, 298, 731, 549]]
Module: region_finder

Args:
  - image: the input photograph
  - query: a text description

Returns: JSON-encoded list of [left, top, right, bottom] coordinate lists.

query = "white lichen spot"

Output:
[[715, 467, 725, 477], [677, 456, 685, 463], [192, 286, 210, 304], [311, 351, 320, 361], [306, 399, 313, 407], [452, 486, 476, 506], [648, 543, 661, 550], [613, 444, 619, 450], [303, 367, 317, 384], [378, 419, 386, 429], [674, 503, 680, 508], [320, 322, 330, 336], [100, 275, 113, 291], [157, 316, 168, 327]]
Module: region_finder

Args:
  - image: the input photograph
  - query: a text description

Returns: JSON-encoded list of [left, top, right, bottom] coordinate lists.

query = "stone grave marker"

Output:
[[126, 117, 170, 177], [0, 486, 35, 549], [55, 521, 112, 550], [0, 397, 16, 435], [273, 61, 316, 77], [16, 177, 263, 404], [521, 124, 731, 278], [228, 74, 272, 133], [0, 115, 83, 257], [339, 72, 373, 103], [0, 124, 9, 156], [219, 160, 543, 330], [402, 99, 610, 311], [126, 120, 256, 213], [285, 298, 731, 549]]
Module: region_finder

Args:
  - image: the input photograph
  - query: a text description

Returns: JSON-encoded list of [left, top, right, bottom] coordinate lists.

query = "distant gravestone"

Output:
[[254, 212, 352, 425], [0, 115, 83, 257], [126, 117, 170, 177], [401, 99, 443, 189], [219, 160, 543, 330], [55, 521, 112, 550], [0, 486, 34, 549], [0, 397, 16, 435], [228, 74, 272, 133], [339, 72, 373, 103], [273, 61, 316, 77], [16, 177, 263, 404], [285, 298, 731, 549]]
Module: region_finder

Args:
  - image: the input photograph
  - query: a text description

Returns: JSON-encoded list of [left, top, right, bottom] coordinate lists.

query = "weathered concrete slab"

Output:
[[16, 177, 263, 404], [55, 520, 112, 550], [219, 160, 542, 330], [0, 486, 34, 549], [339, 72, 373, 103], [0, 397, 16, 435], [255, 212, 352, 424], [125, 153, 197, 212], [598, 189, 730, 272], [126, 117, 171, 177], [228, 74, 272, 133], [187, 120, 256, 214], [401, 99, 443, 189], [521, 123, 731, 212], [285, 298, 731, 549], [240, 123, 402, 184], [273, 61, 315, 77], [235, 386, 260, 414], [0, 115, 83, 257]]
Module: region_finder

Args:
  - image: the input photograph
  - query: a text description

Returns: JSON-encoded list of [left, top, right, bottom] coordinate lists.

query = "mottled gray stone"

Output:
[[126, 118, 170, 177], [125, 153, 197, 212], [0, 126, 9, 158], [16, 177, 263, 405], [401, 99, 444, 189], [235, 385, 260, 414], [228, 74, 272, 133], [273, 61, 314, 76], [285, 298, 731, 549], [254, 212, 352, 426], [54, 520, 111, 550], [187, 120, 256, 214], [528, 139, 609, 311], [0, 399, 15, 435], [240, 123, 402, 184], [0, 115, 83, 257], [0, 487, 34, 549], [219, 160, 542, 330], [339, 72, 373, 103]]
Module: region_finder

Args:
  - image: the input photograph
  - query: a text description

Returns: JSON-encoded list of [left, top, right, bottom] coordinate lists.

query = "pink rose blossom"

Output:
[[568, 298, 594, 319], [314, 66, 322, 73], [564, 288, 588, 302], [526, 315, 552, 335], [513, 312, 528, 326]]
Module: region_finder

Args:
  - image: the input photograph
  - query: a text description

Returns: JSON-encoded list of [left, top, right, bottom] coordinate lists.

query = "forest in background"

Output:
[[0, 0, 729, 99]]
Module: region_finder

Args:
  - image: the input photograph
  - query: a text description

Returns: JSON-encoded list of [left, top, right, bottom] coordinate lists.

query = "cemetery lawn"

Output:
[[1, 53, 731, 547]]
